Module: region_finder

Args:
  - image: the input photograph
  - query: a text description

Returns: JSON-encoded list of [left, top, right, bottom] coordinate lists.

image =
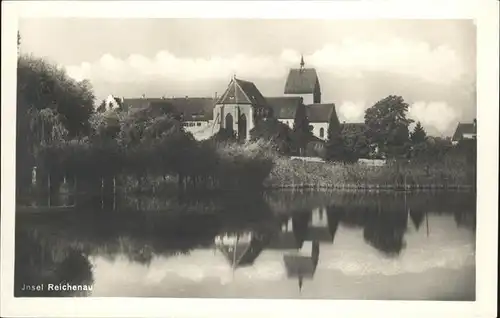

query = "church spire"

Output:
[[300, 54, 305, 70]]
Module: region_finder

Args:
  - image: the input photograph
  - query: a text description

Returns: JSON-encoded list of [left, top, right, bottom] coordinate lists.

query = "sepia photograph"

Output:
[[1, 1, 498, 317]]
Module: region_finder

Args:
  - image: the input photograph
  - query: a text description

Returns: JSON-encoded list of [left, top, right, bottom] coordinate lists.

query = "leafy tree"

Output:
[[250, 118, 293, 155], [364, 95, 413, 158], [292, 103, 313, 156], [17, 55, 95, 138], [411, 121, 427, 144], [340, 124, 370, 161]]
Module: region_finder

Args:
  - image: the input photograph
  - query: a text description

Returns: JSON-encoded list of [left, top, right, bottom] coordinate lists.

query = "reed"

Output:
[[264, 155, 475, 190]]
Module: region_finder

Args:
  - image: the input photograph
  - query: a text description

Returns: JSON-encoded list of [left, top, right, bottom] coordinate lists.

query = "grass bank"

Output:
[[264, 157, 475, 190]]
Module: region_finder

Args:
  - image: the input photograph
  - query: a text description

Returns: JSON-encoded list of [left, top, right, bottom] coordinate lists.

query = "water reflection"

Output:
[[15, 190, 476, 299], [15, 229, 94, 297]]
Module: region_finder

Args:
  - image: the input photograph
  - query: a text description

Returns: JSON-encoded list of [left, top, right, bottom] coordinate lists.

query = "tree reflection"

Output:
[[363, 206, 408, 257], [15, 229, 94, 297], [409, 209, 425, 230], [291, 211, 311, 249], [325, 205, 343, 243]]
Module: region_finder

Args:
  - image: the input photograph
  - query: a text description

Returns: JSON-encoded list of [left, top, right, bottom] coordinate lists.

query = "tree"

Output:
[[17, 55, 95, 138], [411, 121, 427, 144], [364, 95, 413, 158], [340, 124, 370, 161], [324, 105, 346, 162], [96, 100, 107, 113], [292, 103, 313, 156], [250, 118, 293, 155]]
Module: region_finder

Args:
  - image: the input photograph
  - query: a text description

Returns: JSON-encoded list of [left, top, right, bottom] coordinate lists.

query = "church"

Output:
[[104, 56, 339, 142]]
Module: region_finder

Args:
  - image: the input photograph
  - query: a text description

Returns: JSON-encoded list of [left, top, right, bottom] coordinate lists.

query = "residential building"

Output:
[[452, 119, 477, 145]]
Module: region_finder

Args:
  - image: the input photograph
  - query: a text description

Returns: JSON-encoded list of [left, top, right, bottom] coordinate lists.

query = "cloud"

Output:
[[409, 101, 462, 135], [65, 37, 468, 86], [337, 101, 368, 123]]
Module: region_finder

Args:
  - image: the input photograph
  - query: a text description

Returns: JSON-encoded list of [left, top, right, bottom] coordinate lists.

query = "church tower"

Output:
[[284, 55, 321, 105]]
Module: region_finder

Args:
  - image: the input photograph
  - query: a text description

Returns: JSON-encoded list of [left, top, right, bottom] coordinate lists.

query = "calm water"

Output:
[[15, 190, 476, 300]]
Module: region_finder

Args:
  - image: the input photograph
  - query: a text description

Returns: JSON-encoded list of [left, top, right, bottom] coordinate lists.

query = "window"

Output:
[[197, 122, 202, 126], [319, 127, 325, 138]]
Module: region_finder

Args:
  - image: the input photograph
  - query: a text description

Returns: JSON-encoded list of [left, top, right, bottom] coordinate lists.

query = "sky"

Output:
[[18, 19, 476, 136]]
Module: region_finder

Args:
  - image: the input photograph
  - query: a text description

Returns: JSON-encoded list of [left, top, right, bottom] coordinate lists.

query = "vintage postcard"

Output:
[[1, 1, 498, 317]]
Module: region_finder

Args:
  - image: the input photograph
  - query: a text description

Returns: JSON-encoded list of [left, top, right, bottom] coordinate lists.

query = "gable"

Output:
[[284, 68, 319, 95], [217, 80, 251, 104], [217, 78, 268, 107]]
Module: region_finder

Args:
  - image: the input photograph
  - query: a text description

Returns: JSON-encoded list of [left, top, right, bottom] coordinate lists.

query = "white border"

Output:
[[1, 1, 498, 317]]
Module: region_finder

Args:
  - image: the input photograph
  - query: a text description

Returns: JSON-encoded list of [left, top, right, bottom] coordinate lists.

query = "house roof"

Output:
[[284, 68, 319, 95], [266, 96, 303, 119], [217, 78, 268, 107], [121, 97, 216, 121], [306, 103, 336, 123], [340, 123, 366, 135], [452, 122, 476, 141]]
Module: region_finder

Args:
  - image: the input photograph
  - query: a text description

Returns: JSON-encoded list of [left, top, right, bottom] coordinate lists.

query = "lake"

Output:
[[14, 190, 476, 300]]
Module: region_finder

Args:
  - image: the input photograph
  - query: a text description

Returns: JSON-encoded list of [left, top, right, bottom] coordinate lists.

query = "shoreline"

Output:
[[262, 183, 475, 191]]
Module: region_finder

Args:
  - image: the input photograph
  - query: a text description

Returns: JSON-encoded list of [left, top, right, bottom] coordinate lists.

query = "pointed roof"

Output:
[[452, 122, 476, 141], [217, 77, 268, 107], [215, 233, 265, 268], [283, 241, 320, 279], [284, 68, 319, 95]]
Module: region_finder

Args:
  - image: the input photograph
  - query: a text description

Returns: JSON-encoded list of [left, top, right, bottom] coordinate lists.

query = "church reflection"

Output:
[[15, 190, 475, 297], [211, 207, 344, 290], [214, 231, 268, 270]]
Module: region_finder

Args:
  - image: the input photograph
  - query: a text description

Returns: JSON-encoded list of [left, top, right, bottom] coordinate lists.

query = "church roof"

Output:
[[306, 103, 336, 123], [283, 255, 316, 278], [284, 68, 319, 95], [120, 97, 216, 121], [282, 241, 320, 278], [216, 234, 265, 268], [266, 96, 303, 119], [217, 77, 268, 107]]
